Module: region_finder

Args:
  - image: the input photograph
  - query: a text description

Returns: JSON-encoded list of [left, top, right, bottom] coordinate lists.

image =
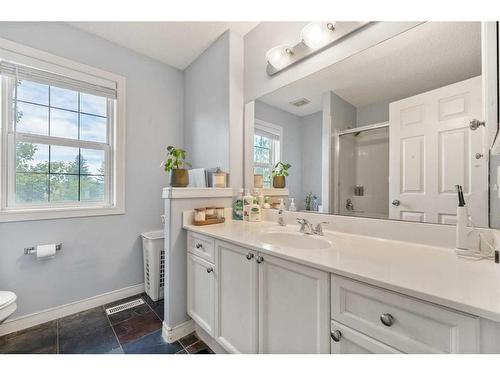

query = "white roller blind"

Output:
[[255, 126, 280, 140], [0, 60, 117, 99]]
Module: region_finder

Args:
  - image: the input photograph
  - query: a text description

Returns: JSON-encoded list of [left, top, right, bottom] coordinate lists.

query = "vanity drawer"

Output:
[[331, 275, 480, 353], [188, 231, 215, 262]]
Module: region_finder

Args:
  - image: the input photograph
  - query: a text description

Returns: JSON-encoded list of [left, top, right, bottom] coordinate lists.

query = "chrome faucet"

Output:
[[296, 218, 329, 236]]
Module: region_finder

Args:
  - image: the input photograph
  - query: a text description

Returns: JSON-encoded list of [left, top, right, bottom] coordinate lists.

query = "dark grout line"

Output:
[[103, 304, 124, 354]]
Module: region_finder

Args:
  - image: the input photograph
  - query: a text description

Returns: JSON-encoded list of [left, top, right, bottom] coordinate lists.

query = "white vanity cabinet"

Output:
[[215, 241, 258, 353], [187, 232, 330, 354], [258, 253, 330, 354], [187, 232, 217, 336], [331, 275, 480, 354]]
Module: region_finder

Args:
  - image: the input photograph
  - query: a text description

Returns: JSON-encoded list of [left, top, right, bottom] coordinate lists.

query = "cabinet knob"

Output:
[[256, 256, 264, 264], [391, 200, 400, 207], [195, 243, 203, 249], [380, 313, 394, 327], [330, 330, 342, 342], [246, 253, 254, 260], [206, 267, 214, 273]]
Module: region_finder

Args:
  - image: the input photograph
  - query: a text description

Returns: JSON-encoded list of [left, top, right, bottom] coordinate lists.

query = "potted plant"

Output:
[[272, 161, 291, 188], [163, 146, 191, 187]]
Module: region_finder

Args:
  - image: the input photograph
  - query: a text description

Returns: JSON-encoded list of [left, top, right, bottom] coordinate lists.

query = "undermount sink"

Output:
[[258, 231, 332, 250]]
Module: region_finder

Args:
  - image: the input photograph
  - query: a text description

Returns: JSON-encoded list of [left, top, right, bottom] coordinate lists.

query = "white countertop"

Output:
[[184, 219, 500, 322]]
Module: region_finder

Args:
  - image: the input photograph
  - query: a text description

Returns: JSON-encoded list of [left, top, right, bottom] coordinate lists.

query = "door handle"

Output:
[[246, 253, 254, 260], [256, 256, 264, 264], [391, 199, 400, 207], [469, 119, 485, 130]]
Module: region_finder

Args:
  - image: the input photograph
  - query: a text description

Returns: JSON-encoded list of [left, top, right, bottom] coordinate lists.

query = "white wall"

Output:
[[356, 101, 390, 127], [0, 22, 184, 318], [300, 111, 323, 207], [184, 30, 244, 191], [244, 22, 422, 101], [184, 32, 230, 172]]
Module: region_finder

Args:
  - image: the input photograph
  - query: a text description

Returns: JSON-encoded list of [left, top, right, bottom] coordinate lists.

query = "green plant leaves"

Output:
[[163, 145, 190, 172], [272, 161, 291, 177]]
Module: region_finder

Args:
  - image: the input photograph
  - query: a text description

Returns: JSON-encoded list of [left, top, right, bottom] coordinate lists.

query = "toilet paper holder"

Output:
[[24, 243, 62, 255]]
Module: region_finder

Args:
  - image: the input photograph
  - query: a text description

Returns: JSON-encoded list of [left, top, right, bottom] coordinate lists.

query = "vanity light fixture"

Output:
[[265, 44, 295, 70], [265, 21, 370, 76], [301, 22, 336, 49]]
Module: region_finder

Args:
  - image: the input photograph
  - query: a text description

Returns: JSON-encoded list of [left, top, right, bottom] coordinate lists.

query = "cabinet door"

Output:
[[187, 253, 215, 335], [215, 241, 258, 353], [258, 253, 330, 353], [330, 322, 401, 354]]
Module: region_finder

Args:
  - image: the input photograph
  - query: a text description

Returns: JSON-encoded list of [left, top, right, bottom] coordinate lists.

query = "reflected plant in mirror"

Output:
[[272, 161, 291, 188]]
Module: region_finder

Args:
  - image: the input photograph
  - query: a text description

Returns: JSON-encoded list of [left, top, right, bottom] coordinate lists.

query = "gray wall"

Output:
[[356, 101, 390, 127], [255, 100, 303, 207], [255, 101, 323, 210], [0, 22, 184, 318], [300, 112, 323, 206], [184, 31, 230, 172]]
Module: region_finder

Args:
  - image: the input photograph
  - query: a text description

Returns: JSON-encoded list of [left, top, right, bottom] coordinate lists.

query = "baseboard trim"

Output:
[[162, 319, 195, 343], [0, 283, 145, 337]]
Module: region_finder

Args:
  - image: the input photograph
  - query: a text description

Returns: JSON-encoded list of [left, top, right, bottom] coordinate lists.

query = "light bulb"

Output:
[[265, 44, 294, 70], [301, 22, 336, 49]]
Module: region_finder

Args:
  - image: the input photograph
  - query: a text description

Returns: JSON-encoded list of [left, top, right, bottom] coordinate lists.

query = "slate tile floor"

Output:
[[0, 293, 213, 354]]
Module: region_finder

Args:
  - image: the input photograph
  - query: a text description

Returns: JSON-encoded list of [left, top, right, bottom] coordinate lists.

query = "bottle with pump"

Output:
[[289, 198, 297, 212], [277, 198, 286, 226], [249, 197, 262, 222], [243, 188, 254, 221], [232, 188, 244, 220]]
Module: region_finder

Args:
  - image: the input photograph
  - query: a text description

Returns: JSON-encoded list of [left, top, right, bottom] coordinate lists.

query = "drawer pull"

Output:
[[330, 330, 342, 342], [246, 253, 254, 260], [206, 267, 214, 273], [195, 243, 203, 249], [380, 313, 394, 327]]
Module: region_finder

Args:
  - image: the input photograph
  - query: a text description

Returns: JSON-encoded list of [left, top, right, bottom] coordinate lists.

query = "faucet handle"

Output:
[[314, 222, 329, 236]]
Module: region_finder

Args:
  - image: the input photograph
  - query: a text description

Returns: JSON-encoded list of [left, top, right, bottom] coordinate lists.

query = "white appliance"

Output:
[[0, 291, 17, 324]]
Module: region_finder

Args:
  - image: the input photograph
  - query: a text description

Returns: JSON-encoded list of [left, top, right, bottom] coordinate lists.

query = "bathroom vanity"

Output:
[[184, 217, 500, 354]]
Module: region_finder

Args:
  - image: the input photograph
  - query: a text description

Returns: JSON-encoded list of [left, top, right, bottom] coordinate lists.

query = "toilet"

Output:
[[0, 291, 17, 324]]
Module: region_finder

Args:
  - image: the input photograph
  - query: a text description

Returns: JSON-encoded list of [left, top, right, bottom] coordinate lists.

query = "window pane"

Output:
[[254, 146, 270, 164], [50, 108, 78, 139], [80, 114, 107, 143], [16, 173, 49, 204], [50, 145, 79, 174], [16, 102, 49, 135], [80, 93, 107, 117], [254, 135, 261, 147], [16, 142, 49, 173], [80, 175, 105, 202], [50, 86, 78, 111], [254, 167, 272, 188], [49, 174, 78, 202], [16, 80, 49, 106], [80, 148, 105, 175]]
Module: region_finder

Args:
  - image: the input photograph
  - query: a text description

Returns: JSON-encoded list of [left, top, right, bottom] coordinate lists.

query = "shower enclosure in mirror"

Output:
[[244, 21, 498, 228]]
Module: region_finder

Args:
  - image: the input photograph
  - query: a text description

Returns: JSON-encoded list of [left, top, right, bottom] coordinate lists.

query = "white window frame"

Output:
[[0, 37, 126, 222], [253, 120, 282, 187]]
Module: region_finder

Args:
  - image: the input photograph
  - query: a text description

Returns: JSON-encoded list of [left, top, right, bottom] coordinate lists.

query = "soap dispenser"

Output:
[[289, 198, 297, 212]]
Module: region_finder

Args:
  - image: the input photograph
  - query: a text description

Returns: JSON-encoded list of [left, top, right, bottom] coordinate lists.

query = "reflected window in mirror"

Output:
[[254, 122, 282, 188]]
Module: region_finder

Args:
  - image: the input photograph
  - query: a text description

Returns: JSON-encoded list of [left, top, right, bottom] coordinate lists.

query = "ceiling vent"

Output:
[[289, 98, 311, 107]]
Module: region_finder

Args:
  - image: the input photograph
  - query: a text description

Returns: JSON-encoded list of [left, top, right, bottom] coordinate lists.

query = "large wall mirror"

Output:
[[244, 21, 499, 228]]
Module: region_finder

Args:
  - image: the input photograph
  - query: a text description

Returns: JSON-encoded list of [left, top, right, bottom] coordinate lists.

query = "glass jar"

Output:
[[194, 208, 206, 223]]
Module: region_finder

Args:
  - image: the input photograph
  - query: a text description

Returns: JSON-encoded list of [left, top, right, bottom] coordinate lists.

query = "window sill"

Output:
[[0, 205, 125, 223]]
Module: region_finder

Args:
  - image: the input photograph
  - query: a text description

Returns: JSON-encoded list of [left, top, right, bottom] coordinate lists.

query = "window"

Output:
[[253, 121, 281, 188], [0, 40, 125, 222]]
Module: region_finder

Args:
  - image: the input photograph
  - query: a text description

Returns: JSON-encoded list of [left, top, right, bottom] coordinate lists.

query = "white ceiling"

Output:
[[69, 22, 259, 70], [259, 22, 482, 117]]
